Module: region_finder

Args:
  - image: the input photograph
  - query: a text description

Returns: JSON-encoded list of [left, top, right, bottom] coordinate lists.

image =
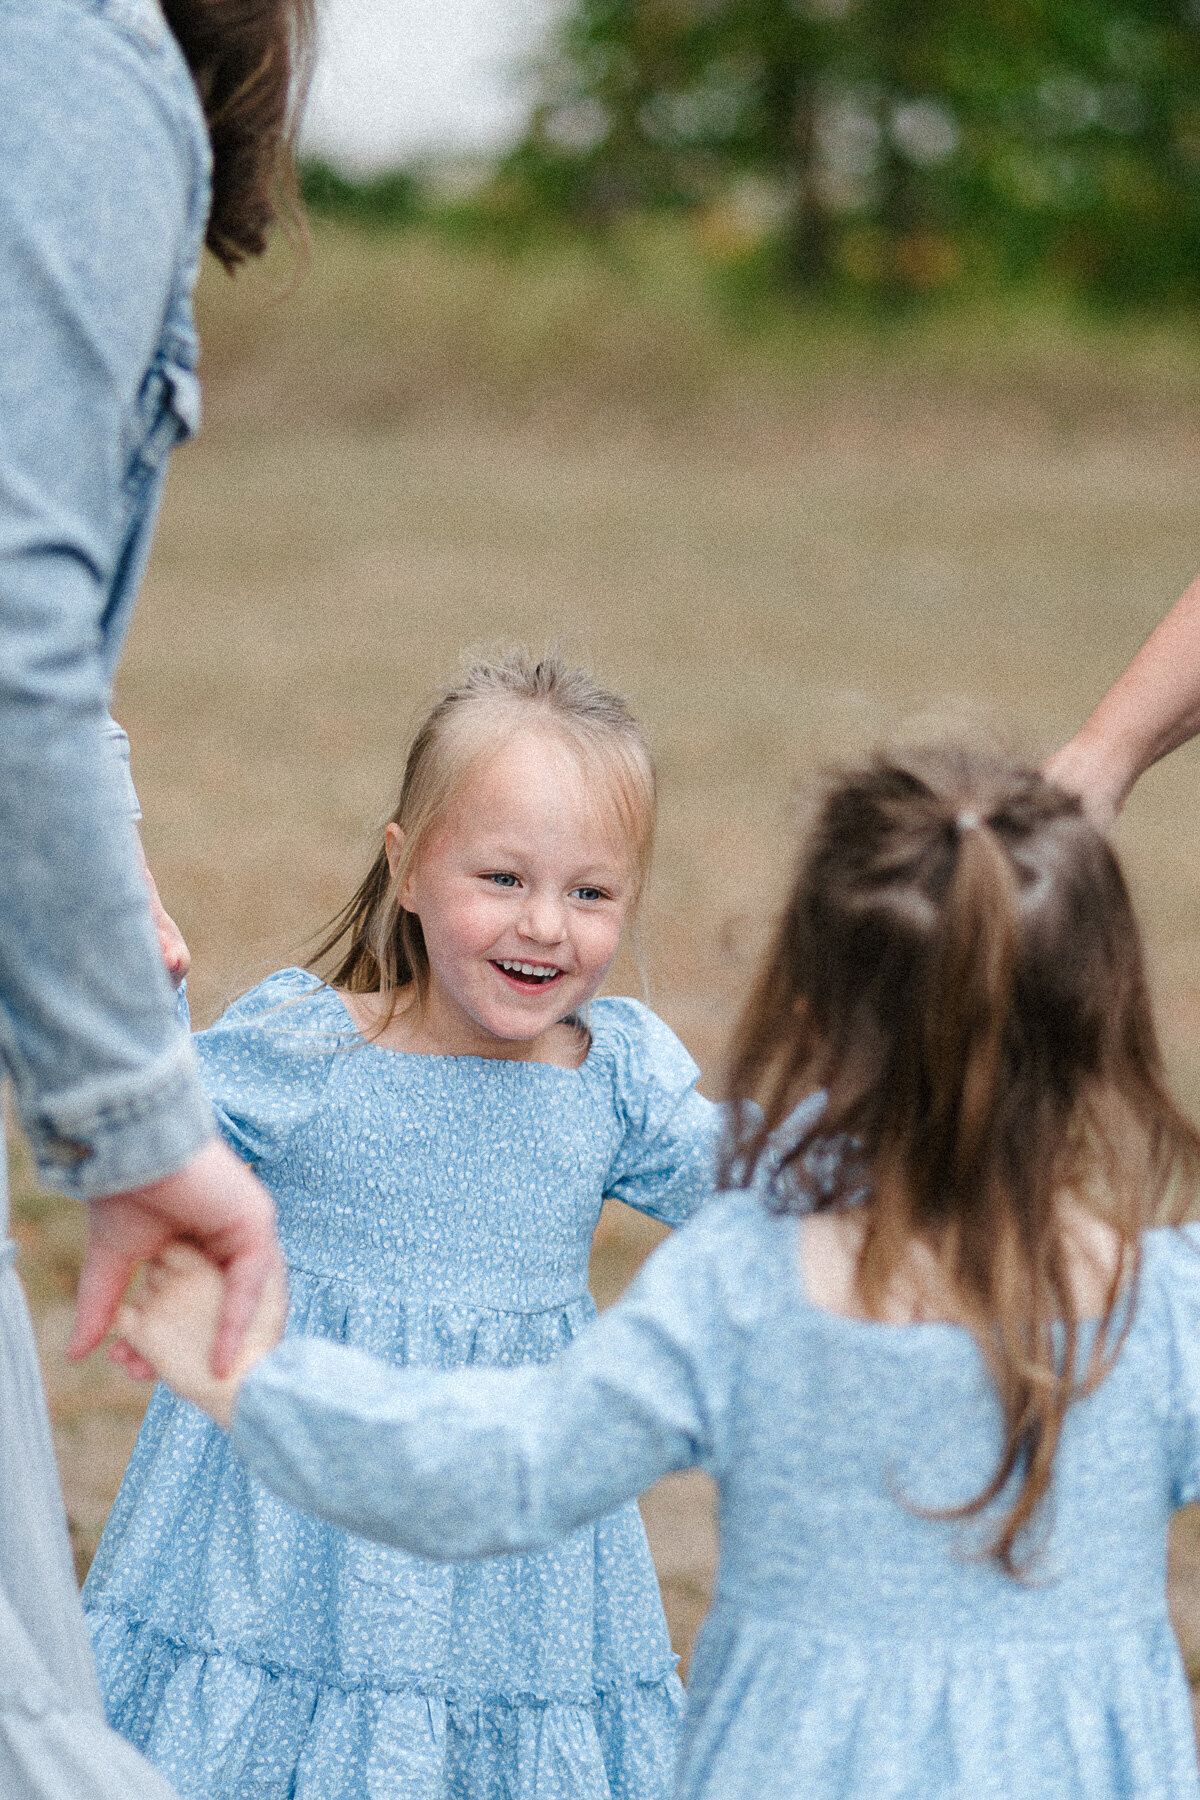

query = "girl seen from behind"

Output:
[[84, 651, 721, 1800], [125, 744, 1200, 1799]]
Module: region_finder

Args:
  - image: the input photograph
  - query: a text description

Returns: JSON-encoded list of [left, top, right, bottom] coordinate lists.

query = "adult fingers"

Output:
[[66, 1240, 136, 1362], [107, 1333, 156, 1382], [210, 1239, 287, 1379]]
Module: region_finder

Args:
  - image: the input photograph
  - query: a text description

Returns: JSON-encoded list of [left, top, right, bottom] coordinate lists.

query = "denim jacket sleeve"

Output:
[[0, 0, 215, 1197]]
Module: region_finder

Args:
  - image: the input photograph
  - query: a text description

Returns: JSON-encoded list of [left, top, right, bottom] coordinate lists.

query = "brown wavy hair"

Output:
[[162, 0, 316, 269], [311, 649, 657, 1032], [724, 744, 1200, 1574]]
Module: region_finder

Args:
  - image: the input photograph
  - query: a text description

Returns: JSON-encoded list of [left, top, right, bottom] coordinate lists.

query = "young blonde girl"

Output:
[[125, 744, 1200, 1800], [83, 651, 720, 1800]]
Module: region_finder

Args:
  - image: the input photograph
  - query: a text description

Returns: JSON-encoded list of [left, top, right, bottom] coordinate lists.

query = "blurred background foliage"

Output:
[[302, 0, 1200, 308]]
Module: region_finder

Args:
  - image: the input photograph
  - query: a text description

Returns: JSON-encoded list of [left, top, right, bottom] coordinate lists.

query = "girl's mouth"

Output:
[[491, 959, 564, 988]]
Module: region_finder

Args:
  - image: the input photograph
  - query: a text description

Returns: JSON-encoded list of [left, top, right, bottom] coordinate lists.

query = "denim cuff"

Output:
[[22, 1036, 215, 1199]]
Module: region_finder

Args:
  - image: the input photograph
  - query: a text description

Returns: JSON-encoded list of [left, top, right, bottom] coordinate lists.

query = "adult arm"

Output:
[[0, 9, 277, 1370], [1045, 572, 1200, 826]]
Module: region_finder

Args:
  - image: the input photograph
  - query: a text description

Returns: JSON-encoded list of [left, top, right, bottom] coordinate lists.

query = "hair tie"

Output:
[[956, 809, 982, 833]]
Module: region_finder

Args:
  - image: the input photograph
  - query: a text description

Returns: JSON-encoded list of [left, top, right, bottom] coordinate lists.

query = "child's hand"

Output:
[[141, 854, 191, 988], [116, 1244, 288, 1429]]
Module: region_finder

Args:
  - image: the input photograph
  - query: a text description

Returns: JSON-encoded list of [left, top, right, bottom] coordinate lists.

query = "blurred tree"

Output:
[[508, 0, 1200, 303], [300, 161, 420, 228]]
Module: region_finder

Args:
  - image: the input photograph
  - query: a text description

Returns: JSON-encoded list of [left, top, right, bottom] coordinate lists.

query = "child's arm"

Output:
[[105, 717, 191, 987], [137, 838, 191, 990], [602, 999, 725, 1226], [106, 974, 332, 1379], [122, 1203, 747, 1558], [607, 1088, 723, 1226]]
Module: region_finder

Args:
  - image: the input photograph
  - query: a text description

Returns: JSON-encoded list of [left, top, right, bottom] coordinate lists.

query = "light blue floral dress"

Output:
[[83, 970, 720, 1800], [227, 1191, 1200, 1800]]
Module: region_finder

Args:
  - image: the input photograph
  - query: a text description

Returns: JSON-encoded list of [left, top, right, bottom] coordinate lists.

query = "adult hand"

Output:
[[1044, 572, 1200, 831], [1042, 736, 1126, 833], [66, 1137, 284, 1380]]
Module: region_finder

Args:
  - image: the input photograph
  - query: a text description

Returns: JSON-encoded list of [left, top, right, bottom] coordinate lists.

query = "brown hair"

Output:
[[162, 0, 316, 269], [724, 744, 1200, 1573], [312, 649, 657, 1029]]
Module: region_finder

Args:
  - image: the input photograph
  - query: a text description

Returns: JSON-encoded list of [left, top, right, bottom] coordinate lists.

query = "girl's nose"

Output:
[[519, 891, 566, 945]]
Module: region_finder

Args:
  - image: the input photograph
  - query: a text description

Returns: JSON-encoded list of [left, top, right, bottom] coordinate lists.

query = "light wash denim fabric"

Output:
[[235, 1198, 1200, 1800], [0, 0, 215, 1203], [0, 0, 217, 1791], [104, 721, 144, 824], [0, 1152, 180, 1798]]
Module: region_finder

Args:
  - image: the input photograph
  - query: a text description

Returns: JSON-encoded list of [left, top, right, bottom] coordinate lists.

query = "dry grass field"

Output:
[[12, 220, 1200, 1684]]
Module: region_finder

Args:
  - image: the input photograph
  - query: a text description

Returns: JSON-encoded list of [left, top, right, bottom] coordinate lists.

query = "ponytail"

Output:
[[912, 813, 1068, 1572], [919, 816, 1019, 1209]]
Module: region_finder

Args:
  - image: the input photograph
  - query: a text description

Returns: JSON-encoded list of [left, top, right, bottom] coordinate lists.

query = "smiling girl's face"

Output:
[[388, 727, 634, 1062]]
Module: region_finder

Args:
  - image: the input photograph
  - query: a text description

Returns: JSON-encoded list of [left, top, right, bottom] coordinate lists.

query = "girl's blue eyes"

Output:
[[483, 874, 609, 901]]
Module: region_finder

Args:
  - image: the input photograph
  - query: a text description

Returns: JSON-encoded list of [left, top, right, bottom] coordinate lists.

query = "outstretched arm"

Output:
[[121, 1217, 741, 1559], [1046, 572, 1200, 826]]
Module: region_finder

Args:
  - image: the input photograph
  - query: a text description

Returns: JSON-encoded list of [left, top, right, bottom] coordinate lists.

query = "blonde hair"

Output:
[[312, 650, 656, 1026]]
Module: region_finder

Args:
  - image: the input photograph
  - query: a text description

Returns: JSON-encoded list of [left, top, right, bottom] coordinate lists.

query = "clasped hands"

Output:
[[118, 1241, 289, 1429], [68, 846, 287, 1394]]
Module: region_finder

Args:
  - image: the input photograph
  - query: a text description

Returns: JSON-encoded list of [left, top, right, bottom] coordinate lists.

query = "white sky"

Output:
[[302, 0, 563, 171]]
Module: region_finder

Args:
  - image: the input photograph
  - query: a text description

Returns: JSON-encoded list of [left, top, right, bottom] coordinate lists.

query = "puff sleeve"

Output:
[[592, 997, 722, 1226], [192, 969, 342, 1171], [1154, 1226, 1200, 1509]]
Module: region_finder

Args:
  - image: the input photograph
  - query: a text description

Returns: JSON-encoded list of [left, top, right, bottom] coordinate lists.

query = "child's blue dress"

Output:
[[83, 970, 719, 1800], [228, 1190, 1200, 1800]]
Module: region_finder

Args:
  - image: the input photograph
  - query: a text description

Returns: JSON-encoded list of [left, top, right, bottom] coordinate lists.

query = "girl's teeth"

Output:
[[499, 960, 557, 979]]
